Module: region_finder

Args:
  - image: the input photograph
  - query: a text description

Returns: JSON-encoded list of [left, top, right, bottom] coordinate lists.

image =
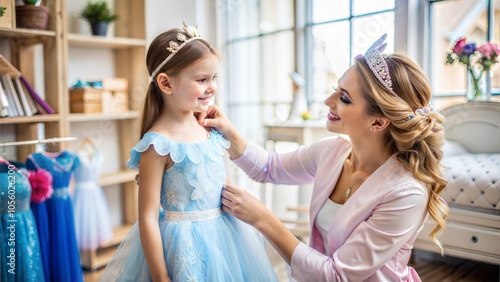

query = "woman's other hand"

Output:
[[221, 183, 268, 226]]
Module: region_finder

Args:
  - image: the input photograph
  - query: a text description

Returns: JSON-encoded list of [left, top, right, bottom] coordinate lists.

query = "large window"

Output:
[[221, 0, 398, 132], [308, 0, 396, 117], [222, 0, 295, 142]]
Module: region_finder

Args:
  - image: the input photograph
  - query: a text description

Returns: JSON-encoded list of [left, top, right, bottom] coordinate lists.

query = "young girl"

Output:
[[100, 22, 278, 282]]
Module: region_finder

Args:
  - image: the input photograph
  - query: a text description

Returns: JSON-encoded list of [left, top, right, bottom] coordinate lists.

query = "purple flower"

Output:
[[462, 43, 476, 56]]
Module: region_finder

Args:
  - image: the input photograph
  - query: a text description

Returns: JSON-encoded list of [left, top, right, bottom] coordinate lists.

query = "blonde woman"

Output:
[[200, 34, 448, 281]]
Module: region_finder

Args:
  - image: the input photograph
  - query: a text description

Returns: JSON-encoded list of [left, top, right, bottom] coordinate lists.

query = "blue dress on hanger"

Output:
[[28, 171, 51, 282], [101, 130, 278, 282], [27, 151, 83, 282], [0, 161, 45, 282]]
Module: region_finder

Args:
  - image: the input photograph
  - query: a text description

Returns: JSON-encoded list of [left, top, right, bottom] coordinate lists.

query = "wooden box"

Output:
[[101, 78, 129, 113], [0, 0, 16, 28], [69, 87, 102, 113]]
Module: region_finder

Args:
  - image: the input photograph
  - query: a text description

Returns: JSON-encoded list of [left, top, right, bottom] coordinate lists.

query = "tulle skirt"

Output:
[[72, 181, 113, 250], [101, 212, 278, 282]]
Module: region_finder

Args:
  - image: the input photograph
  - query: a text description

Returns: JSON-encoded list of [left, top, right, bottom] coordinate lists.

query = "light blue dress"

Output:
[[101, 130, 278, 282], [0, 161, 45, 282]]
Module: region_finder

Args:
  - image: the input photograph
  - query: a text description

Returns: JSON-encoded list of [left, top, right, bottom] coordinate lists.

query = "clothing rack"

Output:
[[0, 137, 78, 147]]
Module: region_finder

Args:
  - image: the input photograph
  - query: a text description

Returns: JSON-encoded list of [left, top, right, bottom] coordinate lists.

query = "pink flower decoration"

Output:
[[28, 169, 54, 204], [478, 42, 500, 57], [452, 38, 467, 55]]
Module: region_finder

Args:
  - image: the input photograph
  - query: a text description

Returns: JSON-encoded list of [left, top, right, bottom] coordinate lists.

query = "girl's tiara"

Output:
[[150, 21, 202, 79]]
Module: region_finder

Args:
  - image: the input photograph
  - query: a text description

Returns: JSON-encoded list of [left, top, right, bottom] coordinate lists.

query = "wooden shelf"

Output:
[[68, 33, 146, 49], [0, 27, 56, 40], [0, 114, 60, 124], [81, 224, 134, 271], [68, 111, 140, 122], [99, 170, 137, 187]]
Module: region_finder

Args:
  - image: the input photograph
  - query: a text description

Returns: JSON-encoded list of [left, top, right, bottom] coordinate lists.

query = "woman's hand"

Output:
[[197, 105, 247, 160], [221, 184, 268, 226], [222, 183, 300, 265], [197, 105, 234, 137]]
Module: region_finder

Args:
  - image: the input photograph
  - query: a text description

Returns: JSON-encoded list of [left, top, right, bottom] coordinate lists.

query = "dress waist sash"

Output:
[[163, 208, 223, 222]]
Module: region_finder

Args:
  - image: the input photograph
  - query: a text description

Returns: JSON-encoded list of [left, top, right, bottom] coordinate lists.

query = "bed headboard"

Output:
[[440, 101, 500, 154]]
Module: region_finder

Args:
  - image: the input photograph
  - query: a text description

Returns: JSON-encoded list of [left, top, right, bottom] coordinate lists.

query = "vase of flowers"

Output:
[[446, 38, 500, 101]]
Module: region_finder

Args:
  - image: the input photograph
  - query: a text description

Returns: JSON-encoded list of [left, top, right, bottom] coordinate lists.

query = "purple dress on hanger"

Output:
[[27, 151, 83, 282]]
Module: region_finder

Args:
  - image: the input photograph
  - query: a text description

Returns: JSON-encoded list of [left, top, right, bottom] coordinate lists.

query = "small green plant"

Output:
[[79, 1, 118, 24], [0, 7, 6, 17]]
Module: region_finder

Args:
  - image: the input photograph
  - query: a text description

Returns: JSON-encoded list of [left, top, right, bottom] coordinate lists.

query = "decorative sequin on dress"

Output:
[[100, 130, 278, 282], [0, 161, 45, 282], [72, 149, 112, 251], [26, 151, 83, 282]]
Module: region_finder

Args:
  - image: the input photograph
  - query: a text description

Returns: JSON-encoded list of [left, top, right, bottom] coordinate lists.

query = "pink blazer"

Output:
[[233, 136, 428, 281]]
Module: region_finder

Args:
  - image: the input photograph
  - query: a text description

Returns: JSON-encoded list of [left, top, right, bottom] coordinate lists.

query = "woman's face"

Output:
[[323, 65, 372, 138]]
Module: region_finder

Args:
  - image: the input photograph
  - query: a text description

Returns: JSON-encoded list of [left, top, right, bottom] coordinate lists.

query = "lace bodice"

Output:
[[127, 130, 230, 212]]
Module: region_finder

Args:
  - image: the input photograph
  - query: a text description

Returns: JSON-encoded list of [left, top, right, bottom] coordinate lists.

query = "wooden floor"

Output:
[[84, 247, 499, 282], [410, 250, 499, 282]]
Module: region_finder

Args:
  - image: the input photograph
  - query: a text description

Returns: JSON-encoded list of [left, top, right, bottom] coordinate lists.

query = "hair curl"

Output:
[[140, 29, 218, 138], [354, 53, 449, 254]]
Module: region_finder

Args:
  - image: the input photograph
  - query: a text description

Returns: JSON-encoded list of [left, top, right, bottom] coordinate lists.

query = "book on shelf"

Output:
[[12, 76, 35, 116], [0, 80, 10, 117], [1, 73, 23, 116], [0, 54, 54, 116], [20, 76, 54, 114], [18, 77, 38, 115]]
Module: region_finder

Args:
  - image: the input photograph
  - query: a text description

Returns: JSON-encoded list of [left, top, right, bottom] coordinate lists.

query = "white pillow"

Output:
[[442, 140, 468, 157]]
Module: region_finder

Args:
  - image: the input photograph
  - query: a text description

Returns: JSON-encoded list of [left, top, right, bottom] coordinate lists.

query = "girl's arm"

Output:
[[198, 105, 247, 160], [138, 147, 171, 282]]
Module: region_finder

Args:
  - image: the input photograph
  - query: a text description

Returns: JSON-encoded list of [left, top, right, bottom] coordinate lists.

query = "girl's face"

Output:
[[169, 53, 219, 113], [323, 66, 371, 137]]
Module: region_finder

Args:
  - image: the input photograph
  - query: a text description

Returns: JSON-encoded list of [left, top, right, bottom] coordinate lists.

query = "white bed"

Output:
[[413, 101, 500, 266]]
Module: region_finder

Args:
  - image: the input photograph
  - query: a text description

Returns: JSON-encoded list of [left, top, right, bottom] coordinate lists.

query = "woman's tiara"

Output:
[[150, 21, 203, 79], [361, 34, 399, 97]]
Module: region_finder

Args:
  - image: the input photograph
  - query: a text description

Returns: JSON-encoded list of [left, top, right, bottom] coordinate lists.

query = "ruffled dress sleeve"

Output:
[[127, 130, 230, 170]]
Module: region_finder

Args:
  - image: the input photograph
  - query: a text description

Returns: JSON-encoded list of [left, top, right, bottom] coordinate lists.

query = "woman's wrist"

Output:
[[226, 126, 247, 160]]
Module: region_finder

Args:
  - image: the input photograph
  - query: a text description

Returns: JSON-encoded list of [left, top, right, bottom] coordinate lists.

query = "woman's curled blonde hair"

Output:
[[355, 53, 449, 254]]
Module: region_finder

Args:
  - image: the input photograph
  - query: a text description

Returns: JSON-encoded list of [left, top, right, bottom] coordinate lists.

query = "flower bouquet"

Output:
[[446, 38, 500, 100]]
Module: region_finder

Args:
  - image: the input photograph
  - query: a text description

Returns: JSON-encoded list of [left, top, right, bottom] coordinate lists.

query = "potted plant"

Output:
[[15, 0, 50, 30], [79, 0, 118, 36], [0, 6, 6, 17]]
